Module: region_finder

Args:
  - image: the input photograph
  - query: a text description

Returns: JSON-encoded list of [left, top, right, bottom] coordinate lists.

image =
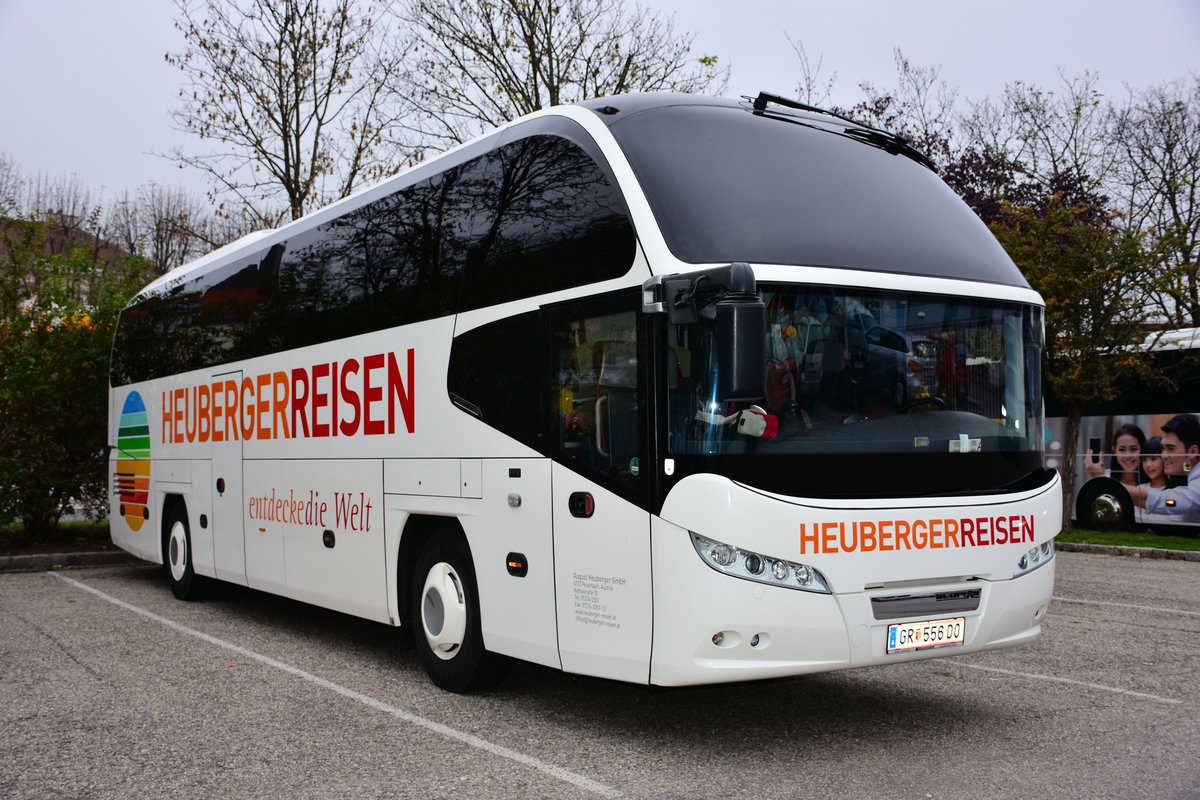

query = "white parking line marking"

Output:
[[1052, 596, 1200, 618], [945, 660, 1182, 705], [54, 574, 622, 799]]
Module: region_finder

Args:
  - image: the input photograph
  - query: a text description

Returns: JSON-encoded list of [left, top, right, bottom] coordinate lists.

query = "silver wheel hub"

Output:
[[1091, 494, 1123, 524], [168, 520, 188, 582], [421, 562, 467, 660]]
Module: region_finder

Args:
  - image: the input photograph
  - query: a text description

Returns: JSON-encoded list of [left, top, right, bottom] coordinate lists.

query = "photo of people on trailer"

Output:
[[1084, 422, 1145, 489], [1058, 412, 1200, 529], [1129, 414, 1200, 524]]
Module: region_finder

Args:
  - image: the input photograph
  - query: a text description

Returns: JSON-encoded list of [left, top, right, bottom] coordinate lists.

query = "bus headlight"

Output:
[[770, 558, 790, 581], [1013, 540, 1055, 578], [690, 532, 830, 594], [706, 540, 736, 566]]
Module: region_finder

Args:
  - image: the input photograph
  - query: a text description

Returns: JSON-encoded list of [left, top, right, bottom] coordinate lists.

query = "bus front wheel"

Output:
[[412, 530, 510, 692]]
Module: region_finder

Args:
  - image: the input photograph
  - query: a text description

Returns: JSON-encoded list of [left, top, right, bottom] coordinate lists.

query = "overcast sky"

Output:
[[1, 0, 1197, 203]]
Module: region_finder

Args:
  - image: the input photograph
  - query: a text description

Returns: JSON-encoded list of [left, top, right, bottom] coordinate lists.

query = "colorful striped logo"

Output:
[[115, 391, 150, 531]]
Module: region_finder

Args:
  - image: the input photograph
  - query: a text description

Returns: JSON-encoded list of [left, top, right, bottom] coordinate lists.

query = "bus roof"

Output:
[[136, 91, 1031, 305]]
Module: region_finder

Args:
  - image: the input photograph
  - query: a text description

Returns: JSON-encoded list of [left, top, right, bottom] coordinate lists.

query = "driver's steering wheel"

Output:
[[897, 395, 946, 414]]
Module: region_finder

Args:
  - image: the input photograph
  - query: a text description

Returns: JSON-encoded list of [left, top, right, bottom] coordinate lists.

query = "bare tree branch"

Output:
[[166, 0, 417, 223], [785, 35, 836, 107], [1111, 77, 1200, 325], [397, 0, 729, 147]]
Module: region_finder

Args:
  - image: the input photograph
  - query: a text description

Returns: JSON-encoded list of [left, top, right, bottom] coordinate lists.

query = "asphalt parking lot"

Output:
[[2, 550, 1197, 799]]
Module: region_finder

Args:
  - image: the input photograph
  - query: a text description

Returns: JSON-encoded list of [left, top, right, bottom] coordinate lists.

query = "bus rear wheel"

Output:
[[164, 502, 207, 601], [412, 530, 510, 692]]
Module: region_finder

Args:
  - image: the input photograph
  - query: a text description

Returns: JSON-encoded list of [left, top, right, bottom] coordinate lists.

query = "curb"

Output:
[[0, 551, 137, 574], [1054, 541, 1200, 562]]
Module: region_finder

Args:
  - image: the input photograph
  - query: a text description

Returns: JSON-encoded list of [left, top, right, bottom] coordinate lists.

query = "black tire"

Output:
[[411, 529, 510, 692], [163, 502, 207, 600]]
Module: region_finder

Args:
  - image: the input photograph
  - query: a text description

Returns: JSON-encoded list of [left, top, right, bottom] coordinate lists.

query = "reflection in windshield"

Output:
[[666, 284, 1045, 497]]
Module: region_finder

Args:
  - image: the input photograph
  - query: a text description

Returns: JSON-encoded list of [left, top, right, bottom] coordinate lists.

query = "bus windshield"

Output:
[[665, 284, 1046, 499], [609, 102, 1028, 288]]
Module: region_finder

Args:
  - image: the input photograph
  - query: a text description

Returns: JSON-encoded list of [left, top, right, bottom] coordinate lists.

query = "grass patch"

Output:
[[1057, 527, 1200, 551], [0, 520, 115, 556]]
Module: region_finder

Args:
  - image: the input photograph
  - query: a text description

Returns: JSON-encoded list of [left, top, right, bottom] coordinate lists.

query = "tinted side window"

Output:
[[262, 169, 469, 352], [110, 286, 203, 385], [457, 135, 635, 311], [111, 130, 634, 386], [111, 249, 274, 385], [447, 310, 548, 454]]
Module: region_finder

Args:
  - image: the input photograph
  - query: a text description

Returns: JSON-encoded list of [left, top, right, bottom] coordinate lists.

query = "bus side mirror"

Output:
[[716, 290, 766, 402], [642, 261, 767, 402], [714, 262, 765, 402]]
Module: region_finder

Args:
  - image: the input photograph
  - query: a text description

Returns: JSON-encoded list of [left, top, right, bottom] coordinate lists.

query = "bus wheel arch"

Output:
[[405, 520, 510, 692], [161, 495, 208, 600], [396, 514, 450, 626]]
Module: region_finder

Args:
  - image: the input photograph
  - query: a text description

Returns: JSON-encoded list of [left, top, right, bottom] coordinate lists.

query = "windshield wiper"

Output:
[[751, 91, 862, 127], [841, 127, 936, 170], [748, 91, 936, 171]]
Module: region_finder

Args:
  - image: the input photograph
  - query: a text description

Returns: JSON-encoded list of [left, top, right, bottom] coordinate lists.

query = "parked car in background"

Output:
[[864, 325, 934, 407]]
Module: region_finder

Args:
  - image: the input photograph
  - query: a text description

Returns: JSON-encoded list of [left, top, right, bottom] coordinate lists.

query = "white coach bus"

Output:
[[109, 92, 1060, 692]]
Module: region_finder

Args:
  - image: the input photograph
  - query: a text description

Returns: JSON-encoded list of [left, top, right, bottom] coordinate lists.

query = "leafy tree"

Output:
[[398, 0, 729, 146], [0, 211, 154, 536], [941, 145, 1037, 225], [989, 179, 1171, 530], [166, 0, 414, 225]]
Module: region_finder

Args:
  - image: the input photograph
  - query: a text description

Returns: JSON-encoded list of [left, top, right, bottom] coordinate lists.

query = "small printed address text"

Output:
[[573, 572, 625, 629]]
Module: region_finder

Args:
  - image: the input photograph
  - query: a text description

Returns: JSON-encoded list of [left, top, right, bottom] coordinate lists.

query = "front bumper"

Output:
[[649, 517, 1054, 686]]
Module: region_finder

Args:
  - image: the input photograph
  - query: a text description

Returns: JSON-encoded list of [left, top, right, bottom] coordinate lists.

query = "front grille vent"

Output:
[[870, 588, 981, 620]]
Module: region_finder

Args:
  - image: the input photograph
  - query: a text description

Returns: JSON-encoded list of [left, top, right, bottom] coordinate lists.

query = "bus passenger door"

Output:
[[552, 466, 651, 683], [211, 370, 247, 585], [550, 300, 653, 683]]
